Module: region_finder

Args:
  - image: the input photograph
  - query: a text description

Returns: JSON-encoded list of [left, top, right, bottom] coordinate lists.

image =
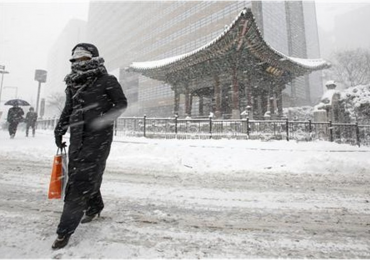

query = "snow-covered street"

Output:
[[0, 129, 369, 258]]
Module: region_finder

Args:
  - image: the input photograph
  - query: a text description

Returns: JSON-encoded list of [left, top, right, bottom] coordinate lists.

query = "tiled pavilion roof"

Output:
[[127, 8, 330, 83]]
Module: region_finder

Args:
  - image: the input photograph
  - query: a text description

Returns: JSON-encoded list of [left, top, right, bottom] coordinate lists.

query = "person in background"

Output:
[[25, 107, 38, 137], [7, 104, 24, 139], [52, 43, 127, 250]]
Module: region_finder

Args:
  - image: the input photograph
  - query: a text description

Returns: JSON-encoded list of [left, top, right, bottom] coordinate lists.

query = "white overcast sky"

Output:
[[0, 0, 89, 106], [0, 0, 369, 106]]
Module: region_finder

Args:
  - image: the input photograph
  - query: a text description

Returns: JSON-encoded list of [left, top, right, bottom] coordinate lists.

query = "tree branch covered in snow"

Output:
[[330, 48, 370, 88], [47, 92, 66, 114]]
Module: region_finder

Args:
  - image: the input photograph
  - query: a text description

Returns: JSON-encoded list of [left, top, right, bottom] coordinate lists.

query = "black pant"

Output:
[[26, 122, 36, 136], [8, 122, 19, 136], [56, 160, 106, 236], [56, 190, 104, 236], [56, 128, 113, 236]]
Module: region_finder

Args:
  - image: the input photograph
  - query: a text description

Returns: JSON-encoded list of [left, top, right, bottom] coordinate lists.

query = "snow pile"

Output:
[[1, 130, 369, 176]]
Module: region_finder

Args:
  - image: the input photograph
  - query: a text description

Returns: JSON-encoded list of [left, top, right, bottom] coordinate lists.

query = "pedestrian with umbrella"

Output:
[[5, 99, 29, 138]]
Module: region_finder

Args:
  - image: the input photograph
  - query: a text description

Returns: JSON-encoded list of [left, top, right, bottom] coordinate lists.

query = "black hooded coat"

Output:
[[52, 42, 128, 240], [55, 73, 127, 203]]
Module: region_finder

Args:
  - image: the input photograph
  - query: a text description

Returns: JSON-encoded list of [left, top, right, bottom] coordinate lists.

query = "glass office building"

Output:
[[87, 1, 322, 117]]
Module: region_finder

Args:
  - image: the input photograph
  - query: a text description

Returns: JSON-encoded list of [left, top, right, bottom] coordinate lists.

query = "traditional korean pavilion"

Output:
[[127, 8, 330, 119]]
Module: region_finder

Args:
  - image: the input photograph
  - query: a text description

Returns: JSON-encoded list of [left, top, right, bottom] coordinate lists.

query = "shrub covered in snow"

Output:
[[340, 84, 370, 123], [282, 84, 370, 123], [283, 106, 314, 121]]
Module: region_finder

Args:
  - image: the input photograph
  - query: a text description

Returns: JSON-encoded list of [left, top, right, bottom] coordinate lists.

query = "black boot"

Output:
[[81, 211, 101, 224], [52, 234, 71, 250]]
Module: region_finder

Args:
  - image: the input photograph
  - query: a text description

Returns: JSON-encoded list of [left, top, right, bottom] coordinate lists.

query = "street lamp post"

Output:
[[0, 65, 9, 105], [34, 69, 47, 116], [36, 81, 42, 114]]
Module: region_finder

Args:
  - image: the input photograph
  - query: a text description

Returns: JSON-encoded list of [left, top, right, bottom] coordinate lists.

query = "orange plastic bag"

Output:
[[48, 148, 68, 199]]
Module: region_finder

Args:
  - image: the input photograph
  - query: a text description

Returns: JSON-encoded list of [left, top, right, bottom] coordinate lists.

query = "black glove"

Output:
[[55, 135, 66, 149]]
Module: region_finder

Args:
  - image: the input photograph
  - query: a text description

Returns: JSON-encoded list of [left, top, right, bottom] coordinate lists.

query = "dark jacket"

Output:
[[26, 111, 38, 125], [55, 74, 127, 177], [7, 107, 24, 124]]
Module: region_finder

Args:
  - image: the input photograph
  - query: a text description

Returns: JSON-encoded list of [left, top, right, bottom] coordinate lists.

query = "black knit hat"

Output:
[[70, 43, 99, 62]]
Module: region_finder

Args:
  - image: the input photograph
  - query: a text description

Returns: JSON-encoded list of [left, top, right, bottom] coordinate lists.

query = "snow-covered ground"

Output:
[[0, 128, 369, 258]]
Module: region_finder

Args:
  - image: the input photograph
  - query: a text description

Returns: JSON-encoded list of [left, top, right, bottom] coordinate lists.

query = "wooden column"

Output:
[[173, 85, 180, 116], [269, 85, 275, 117], [189, 92, 193, 116], [199, 96, 204, 116], [214, 75, 222, 118], [276, 87, 283, 118], [184, 87, 191, 117], [261, 91, 268, 117], [246, 84, 252, 108], [231, 66, 240, 119], [256, 94, 263, 119], [291, 80, 297, 107], [244, 74, 253, 119]]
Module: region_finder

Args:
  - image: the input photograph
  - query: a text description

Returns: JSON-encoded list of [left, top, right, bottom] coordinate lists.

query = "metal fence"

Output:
[[37, 118, 58, 131], [37, 116, 370, 146]]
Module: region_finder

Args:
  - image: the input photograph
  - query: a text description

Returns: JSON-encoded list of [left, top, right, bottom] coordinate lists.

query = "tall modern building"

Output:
[[44, 19, 87, 117], [334, 4, 370, 51], [87, 1, 323, 117]]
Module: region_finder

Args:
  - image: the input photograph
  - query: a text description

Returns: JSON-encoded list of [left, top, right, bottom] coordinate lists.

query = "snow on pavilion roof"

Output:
[[127, 8, 330, 81]]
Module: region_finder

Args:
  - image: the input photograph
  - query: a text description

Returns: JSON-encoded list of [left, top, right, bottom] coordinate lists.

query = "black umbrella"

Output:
[[5, 99, 31, 106]]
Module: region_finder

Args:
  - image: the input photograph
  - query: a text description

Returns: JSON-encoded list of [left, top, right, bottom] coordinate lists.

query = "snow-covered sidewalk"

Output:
[[0, 129, 369, 258]]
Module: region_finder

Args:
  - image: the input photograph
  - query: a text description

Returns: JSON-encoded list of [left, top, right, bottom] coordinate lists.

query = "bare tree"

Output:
[[330, 48, 370, 88], [47, 92, 66, 113]]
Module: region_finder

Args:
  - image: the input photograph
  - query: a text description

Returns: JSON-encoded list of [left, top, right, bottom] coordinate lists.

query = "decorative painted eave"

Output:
[[127, 8, 331, 81]]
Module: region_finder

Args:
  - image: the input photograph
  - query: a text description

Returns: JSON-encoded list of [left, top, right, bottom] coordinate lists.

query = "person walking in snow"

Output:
[[7, 104, 24, 139], [52, 43, 128, 249], [25, 107, 37, 137]]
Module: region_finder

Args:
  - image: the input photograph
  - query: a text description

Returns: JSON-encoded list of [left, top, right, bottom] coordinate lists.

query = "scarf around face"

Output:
[[64, 57, 108, 99]]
